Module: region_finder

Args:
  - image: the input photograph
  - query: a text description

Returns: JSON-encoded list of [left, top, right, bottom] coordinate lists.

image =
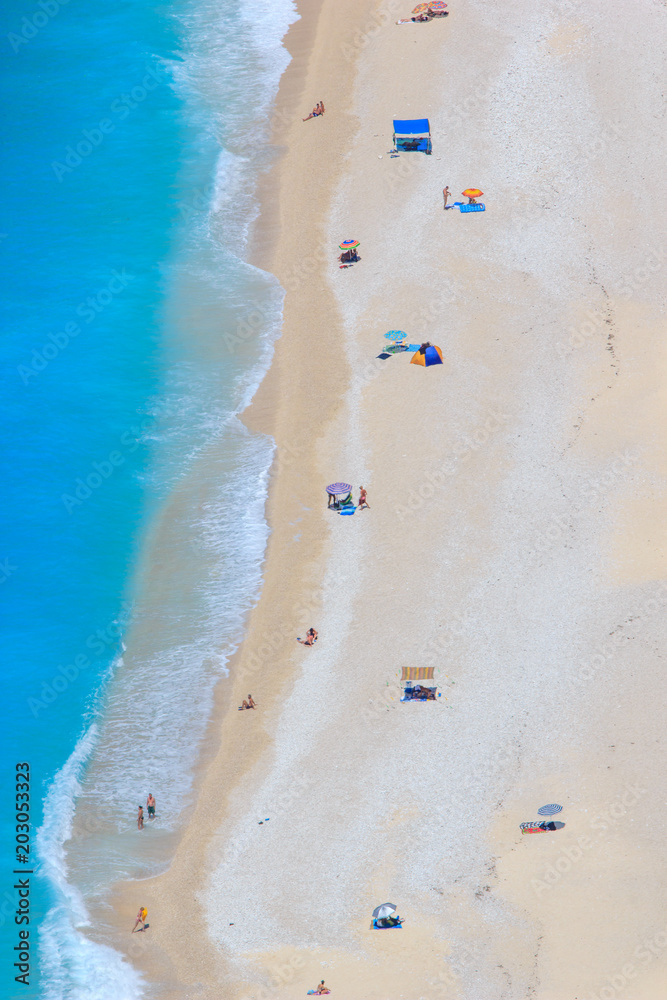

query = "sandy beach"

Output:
[[102, 1, 667, 997]]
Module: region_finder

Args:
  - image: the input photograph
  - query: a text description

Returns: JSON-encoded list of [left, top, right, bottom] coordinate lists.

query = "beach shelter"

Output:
[[392, 119, 432, 154], [401, 666, 437, 701], [410, 344, 443, 366], [401, 667, 435, 682]]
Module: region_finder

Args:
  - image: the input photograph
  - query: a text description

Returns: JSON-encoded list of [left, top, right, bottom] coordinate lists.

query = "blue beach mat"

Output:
[[372, 918, 403, 929], [339, 507, 355, 515], [459, 203, 485, 213]]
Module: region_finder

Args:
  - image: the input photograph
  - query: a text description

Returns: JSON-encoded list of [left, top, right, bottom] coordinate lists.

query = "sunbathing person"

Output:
[[298, 628, 318, 646], [303, 101, 325, 121], [315, 981, 330, 994]]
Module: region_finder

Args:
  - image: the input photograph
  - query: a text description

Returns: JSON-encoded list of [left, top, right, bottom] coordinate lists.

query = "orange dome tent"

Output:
[[410, 343, 443, 367]]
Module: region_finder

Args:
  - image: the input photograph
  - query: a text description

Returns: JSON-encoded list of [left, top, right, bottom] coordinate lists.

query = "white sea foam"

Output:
[[37, 727, 144, 1000], [38, 0, 297, 996]]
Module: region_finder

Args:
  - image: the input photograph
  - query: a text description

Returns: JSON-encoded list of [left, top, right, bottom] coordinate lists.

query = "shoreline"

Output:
[[78, 0, 667, 997], [95, 0, 374, 994]]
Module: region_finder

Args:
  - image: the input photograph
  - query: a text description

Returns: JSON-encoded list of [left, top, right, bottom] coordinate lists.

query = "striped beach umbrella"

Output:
[[537, 803, 563, 817], [326, 482, 352, 495], [339, 240, 360, 250]]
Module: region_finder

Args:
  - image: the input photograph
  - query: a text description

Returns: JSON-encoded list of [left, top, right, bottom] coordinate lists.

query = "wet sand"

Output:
[[104, 1, 667, 997]]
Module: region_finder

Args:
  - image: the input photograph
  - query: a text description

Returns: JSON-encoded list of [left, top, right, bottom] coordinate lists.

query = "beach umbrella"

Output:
[[537, 804, 563, 817], [413, 1, 447, 11], [372, 903, 397, 919], [326, 482, 352, 495], [385, 330, 406, 340], [339, 240, 360, 250], [462, 188, 483, 198]]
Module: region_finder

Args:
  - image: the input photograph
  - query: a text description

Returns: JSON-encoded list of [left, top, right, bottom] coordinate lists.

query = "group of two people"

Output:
[[303, 100, 325, 121], [400, 6, 448, 23], [137, 793, 157, 830]]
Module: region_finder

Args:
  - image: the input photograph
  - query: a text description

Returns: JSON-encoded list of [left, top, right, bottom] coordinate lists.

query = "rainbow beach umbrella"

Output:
[[339, 240, 360, 250], [413, 1, 447, 11], [462, 188, 483, 199]]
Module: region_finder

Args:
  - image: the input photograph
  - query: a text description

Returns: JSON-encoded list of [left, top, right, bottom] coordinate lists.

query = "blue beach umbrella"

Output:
[[538, 804, 563, 817], [385, 330, 406, 340]]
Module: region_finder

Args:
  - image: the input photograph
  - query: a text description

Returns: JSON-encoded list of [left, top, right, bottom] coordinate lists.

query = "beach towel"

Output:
[[377, 352, 392, 359], [372, 918, 403, 929], [459, 203, 485, 213], [307, 991, 330, 995], [339, 507, 355, 515]]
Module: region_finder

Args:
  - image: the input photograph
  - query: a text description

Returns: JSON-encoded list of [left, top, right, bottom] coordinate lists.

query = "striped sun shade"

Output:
[[326, 482, 352, 495], [401, 667, 435, 681]]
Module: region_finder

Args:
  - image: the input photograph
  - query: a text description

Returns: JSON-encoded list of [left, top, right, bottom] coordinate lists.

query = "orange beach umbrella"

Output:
[[413, 1, 447, 11], [462, 188, 483, 198]]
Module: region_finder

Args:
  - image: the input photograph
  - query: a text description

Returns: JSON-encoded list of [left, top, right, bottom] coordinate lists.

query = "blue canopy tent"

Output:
[[392, 118, 432, 154]]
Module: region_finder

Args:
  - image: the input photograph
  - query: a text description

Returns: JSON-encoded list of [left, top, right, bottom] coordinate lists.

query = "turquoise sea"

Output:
[[0, 0, 296, 995]]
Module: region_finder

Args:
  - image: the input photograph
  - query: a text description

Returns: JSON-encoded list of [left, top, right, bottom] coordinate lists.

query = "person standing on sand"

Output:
[[137, 805, 144, 830], [132, 906, 148, 932], [358, 487, 370, 509], [146, 793, 156, 820], [443, 185, 451, 209]]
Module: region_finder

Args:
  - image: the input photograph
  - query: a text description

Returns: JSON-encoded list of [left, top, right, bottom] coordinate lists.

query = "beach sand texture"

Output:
[[103, 0, 667, 997]]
